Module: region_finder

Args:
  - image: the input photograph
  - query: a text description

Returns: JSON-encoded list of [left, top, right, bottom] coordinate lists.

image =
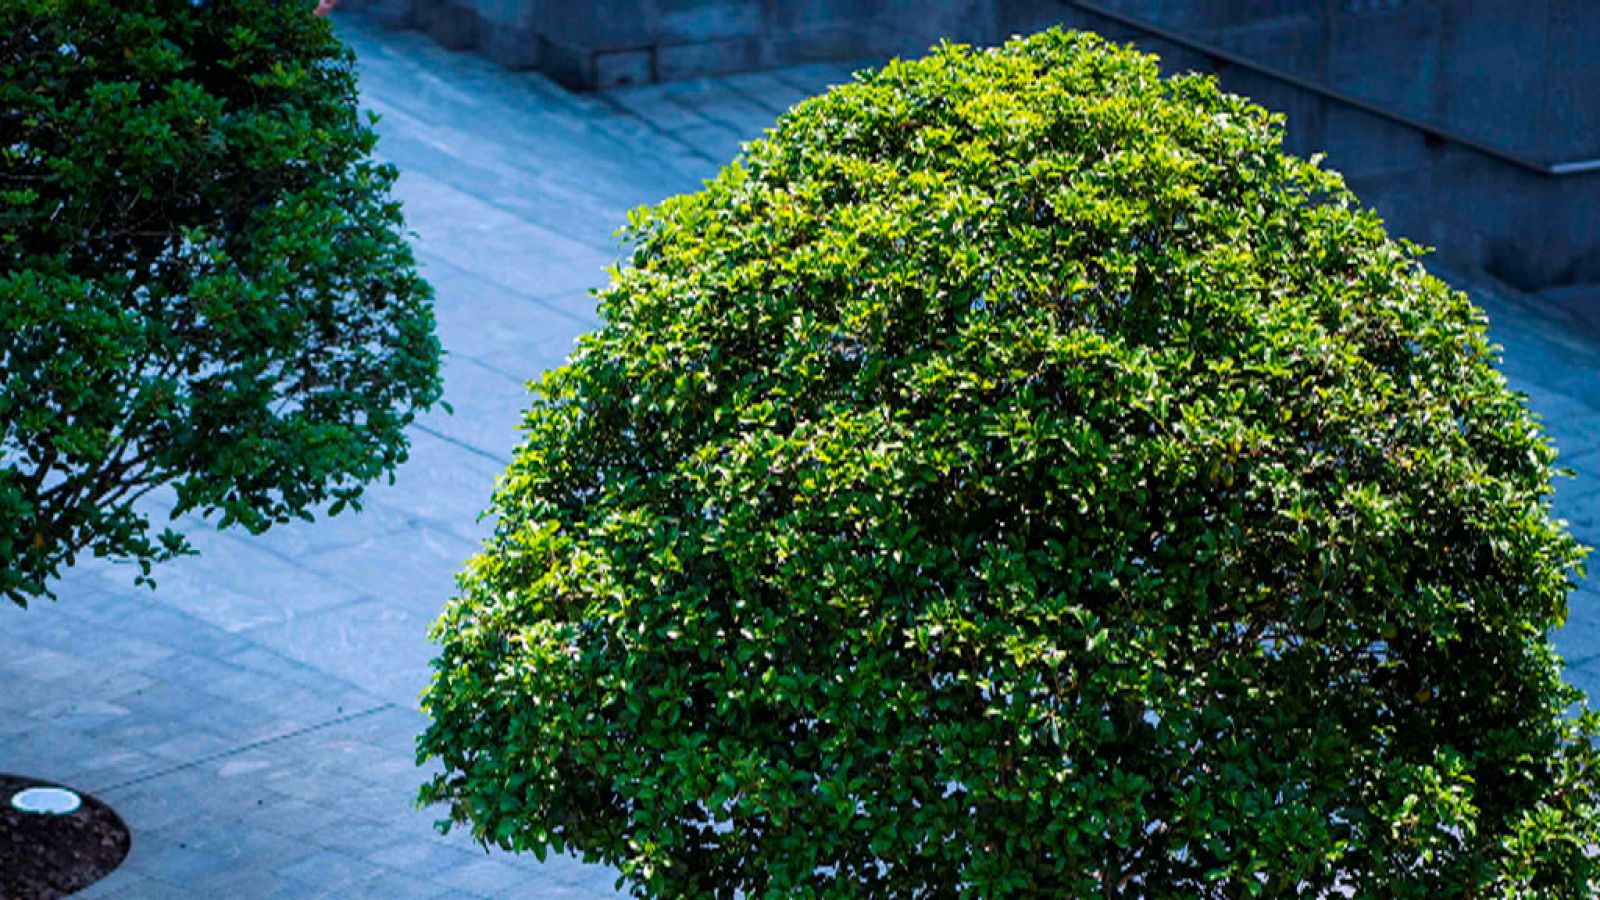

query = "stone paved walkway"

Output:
[[2, 14, 1598, 899]]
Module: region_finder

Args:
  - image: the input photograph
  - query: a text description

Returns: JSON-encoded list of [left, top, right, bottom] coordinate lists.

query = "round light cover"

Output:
[[11, 786, 82, 815]]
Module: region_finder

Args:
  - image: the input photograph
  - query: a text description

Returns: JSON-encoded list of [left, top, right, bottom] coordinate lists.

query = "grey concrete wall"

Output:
[[1061, 1, 1600, 290], [1546, 0, 1600, 161], [338, 0, 1004, 88], [1084, 0, 1595, 168], [340, 0, 1599, 291]]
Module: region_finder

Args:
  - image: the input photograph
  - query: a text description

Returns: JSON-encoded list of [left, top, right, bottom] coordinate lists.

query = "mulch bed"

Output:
[[1, 774, 129, 900]]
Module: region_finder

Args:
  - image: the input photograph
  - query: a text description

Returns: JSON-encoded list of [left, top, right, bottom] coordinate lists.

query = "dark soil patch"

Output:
[[1, 774, 129, 900]]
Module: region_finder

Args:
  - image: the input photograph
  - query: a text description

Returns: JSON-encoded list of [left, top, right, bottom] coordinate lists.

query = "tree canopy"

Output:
[[1, 0, 442, 606], [420, 29, 1598, 897]]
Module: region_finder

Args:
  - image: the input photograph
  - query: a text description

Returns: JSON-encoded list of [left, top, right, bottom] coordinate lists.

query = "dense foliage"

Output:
[[1, 0, 441, 606], [420, 30, 1598, 897]]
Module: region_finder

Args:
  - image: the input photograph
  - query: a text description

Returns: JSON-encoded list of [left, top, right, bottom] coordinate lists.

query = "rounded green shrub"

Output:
[[1, 0, 442, 606], [420, 30, 1598, 897]]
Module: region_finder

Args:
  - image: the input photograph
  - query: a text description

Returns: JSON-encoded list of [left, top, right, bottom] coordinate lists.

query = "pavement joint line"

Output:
[[287, 529, 439, 564], [716, 75, 798, 118], [92, 703, 397, 795], [1563, 444, 1600, 465], [1565, 652, 1600, 671], [589, 92, 722, 167], [208, 497, 476, 586], [293, 516, 479, 562], [416, 252, 603, 332], [243, 590, 378, 628], [412, 423, 513, 467], [210, 525, 381, 604], [358, 501, 494, 552], [669, 109, 753, 149], [454, 351, 534, 387], [658, 86, 765, 138], [768, 61, 876, 95], [382, 142, 631, 258], [767, 66, 834, 94], [48, 552, 380, 692]]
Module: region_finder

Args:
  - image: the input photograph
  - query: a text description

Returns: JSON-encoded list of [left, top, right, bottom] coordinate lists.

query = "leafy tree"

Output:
[[1, 0, 442, 606], [420, 30, 1599, 897]]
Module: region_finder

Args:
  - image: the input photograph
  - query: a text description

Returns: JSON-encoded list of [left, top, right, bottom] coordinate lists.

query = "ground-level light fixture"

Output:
[[10, 786, 83, 815]]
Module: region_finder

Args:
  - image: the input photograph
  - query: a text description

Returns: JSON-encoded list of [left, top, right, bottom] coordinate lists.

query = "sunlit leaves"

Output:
[[420, 29, 1596, 898]]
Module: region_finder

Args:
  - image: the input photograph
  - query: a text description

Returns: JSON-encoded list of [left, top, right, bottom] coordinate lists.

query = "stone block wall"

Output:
[[338, 0, 1025, 88], [1065, 0, 1600, 290], [341, 0, 1599, 291]]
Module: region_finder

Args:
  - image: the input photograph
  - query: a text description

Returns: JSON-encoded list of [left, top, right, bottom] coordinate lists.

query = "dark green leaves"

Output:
[[420, 29, 1596, 898], [1, 0, 443, 606]]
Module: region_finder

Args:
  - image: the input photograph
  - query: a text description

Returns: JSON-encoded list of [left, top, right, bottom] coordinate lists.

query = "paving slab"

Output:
[[1, 11, 1597, 898]]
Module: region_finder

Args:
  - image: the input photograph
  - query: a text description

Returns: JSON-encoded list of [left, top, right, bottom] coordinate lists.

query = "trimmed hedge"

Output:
[[1, 0, 442, 606], [420, 30, 1598, 896]]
